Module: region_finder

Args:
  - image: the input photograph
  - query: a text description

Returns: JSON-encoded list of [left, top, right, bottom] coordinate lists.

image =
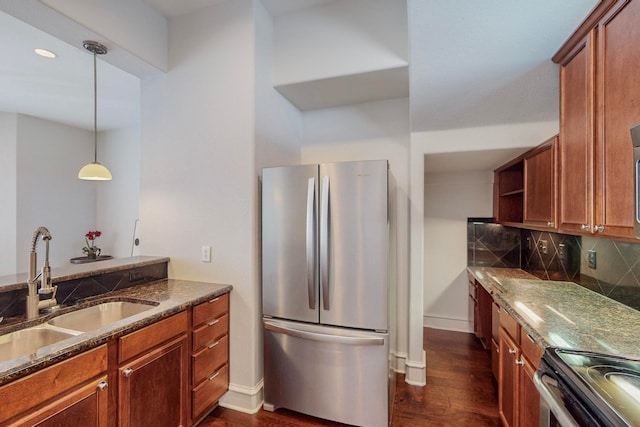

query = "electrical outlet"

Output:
[[538, 239, 548, 255], [588, 250, 597, 269], [558, 243, 567, 261], [202, 245, 212, 263]]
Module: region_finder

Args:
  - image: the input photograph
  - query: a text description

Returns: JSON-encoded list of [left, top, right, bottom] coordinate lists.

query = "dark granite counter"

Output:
[[467, 266, 640, 359], [0, 278, 232, 386]]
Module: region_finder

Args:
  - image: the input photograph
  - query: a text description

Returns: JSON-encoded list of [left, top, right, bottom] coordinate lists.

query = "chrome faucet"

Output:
[[26, 226, 58, 319]]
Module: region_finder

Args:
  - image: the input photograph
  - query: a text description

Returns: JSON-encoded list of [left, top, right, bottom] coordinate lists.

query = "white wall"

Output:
[[272, 0, 408, 85], [16, 114, 95, 270], [254, 0, 302, 170], [97, 126, 140, 258], [140, 0, 263, 413], [423, 170, 493, 332], [0, 112, 17, 276], [301, 97, 410, 373]]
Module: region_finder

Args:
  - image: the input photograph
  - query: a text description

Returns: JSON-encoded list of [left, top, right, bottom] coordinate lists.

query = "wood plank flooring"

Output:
[[200, 328, 499, 426]]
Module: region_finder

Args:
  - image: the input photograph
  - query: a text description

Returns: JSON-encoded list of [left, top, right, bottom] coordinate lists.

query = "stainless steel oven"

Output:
[[536, 347, 640, 427]]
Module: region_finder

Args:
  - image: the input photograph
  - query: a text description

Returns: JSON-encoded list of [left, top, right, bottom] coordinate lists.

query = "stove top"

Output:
[[544, 348, 640, 426]]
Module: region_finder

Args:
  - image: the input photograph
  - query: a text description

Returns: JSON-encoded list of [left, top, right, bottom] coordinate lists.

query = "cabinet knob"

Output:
[[122, 368, 134, 378], [580, 224, 591, 231], [515, 359, 525, 366], [97, 381, 108, 391], [547, 221, 555, 227], [595, 224, 605, 232], [508, 348, 517, 355]]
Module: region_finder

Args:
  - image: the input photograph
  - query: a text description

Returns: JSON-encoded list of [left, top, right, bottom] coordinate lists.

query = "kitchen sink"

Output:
[[47, 300, 156, 332], [0, 325, 79, 363]]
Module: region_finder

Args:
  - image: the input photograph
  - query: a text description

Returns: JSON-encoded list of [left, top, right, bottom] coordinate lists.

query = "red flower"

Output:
[[85, 230, 101, 241]]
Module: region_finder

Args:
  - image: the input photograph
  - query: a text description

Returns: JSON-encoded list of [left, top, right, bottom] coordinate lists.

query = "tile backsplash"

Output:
[[468, 219, 640, 312]]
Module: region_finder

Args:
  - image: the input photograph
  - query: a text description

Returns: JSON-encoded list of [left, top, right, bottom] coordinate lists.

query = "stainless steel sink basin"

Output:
[[47, 301, 155, 332], [0, 326, 78, 363]]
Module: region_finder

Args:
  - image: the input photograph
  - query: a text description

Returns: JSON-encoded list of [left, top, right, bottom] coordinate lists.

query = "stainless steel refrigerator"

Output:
[[261, 160, 391, 427]]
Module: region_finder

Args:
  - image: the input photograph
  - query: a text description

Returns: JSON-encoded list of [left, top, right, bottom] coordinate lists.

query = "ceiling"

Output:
[[0, 0, 598, 137]]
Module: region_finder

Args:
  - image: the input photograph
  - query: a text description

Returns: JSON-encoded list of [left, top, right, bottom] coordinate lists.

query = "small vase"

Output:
[[88, 252, 97, 260]]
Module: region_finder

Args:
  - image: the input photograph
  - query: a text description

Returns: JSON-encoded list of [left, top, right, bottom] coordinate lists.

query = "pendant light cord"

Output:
[[93, 51, 98, 163]]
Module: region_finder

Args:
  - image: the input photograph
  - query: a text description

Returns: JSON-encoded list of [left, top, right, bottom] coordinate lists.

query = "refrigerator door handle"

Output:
[[306, 177, 316, 310], [320, 175, 330, 310], [264, 320, 384, 346]]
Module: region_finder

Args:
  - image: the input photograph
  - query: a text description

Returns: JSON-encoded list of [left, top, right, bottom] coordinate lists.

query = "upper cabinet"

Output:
[[524, 137, 557, 229], [555, 0, 640, 239], [494, 136, 558, 230]]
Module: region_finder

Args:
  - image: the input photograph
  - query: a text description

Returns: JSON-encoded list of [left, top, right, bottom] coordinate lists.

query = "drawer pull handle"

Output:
[[515, 359, 525, 366], [208, 371, 220, 381], [207, 318, 220, 326], [122, 368, 134, 378], [209, 297, 220, 303], [97, 381, 108, 391], [208, 340, 220, 349]]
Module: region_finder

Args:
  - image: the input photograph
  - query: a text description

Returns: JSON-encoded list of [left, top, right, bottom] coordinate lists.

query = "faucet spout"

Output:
[[26, 226, 57, 320]]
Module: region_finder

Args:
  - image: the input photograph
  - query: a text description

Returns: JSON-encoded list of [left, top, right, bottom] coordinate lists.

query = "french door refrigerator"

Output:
[[261, 160, 390, 427]]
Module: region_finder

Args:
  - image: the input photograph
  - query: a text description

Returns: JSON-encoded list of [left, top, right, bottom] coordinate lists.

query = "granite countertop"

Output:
[[0, 278, 232, 386], [0, 256, 171, 292], [467, 266, 640, 359]]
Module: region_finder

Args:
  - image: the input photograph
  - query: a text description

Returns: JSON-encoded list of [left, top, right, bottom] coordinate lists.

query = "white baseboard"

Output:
[[392, 350, 407, 374], [218, 379, 264, 414], [423, 314, 473, 333], [404, 350, 426, 386]]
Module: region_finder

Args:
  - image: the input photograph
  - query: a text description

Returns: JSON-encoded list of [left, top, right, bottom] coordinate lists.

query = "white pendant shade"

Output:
[[78, 161, 112, 180], [78, 41, 112, 181]]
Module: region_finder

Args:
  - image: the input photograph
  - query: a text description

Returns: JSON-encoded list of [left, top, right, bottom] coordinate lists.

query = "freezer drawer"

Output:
[[263, 319, 389, 427]]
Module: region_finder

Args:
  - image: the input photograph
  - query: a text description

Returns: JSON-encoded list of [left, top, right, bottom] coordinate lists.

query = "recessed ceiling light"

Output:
[[34, 48, 56, 59]]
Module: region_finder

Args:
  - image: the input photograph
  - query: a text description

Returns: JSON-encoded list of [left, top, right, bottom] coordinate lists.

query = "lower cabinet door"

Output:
[[518, 357, 540, 427], [10, 376, 108, 427], [499, 329, 519, 427], [119, 335, 187, 427]]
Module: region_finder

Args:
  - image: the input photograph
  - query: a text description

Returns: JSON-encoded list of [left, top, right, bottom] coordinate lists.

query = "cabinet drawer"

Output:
[[192, 334, 228, 385], [499, 307, 520, 343], [192, 364, 228, 418], [0, 345, 107, 424], [119, 311, 188, 363], [520, 331, 543, 369], [193, 293, 229, 328], [193, 313, 229, 352]]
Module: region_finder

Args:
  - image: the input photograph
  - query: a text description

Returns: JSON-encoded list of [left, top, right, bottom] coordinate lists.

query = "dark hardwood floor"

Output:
[[201, 328, 499, 426]]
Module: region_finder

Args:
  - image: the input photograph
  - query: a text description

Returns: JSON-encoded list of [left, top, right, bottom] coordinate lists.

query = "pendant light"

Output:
[[78, 40, 112, 181]]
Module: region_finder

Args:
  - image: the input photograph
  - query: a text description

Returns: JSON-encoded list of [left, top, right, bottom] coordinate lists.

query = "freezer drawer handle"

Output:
[[306, 177, 316, 310], [264, 320, 384, 346], [320, 175, 330, 311]]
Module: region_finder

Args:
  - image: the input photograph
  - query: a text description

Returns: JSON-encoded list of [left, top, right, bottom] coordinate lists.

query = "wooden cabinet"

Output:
[[118, 312, 188, 427], [524, 137, 557, 229], [0, 345, 108, 426], [494, 159, 524, 224], [498, 307, 542, 427], [468, 276, 491, 350], [556, 0, 640, 239], [494, 136, 558, 230], [191, 293, 230, 423], [491, 300, 500, 381]]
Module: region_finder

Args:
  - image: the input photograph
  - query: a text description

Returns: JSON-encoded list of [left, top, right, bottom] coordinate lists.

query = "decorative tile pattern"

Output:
[[467, 220, 640, 312], [467, 219, 520, 268]]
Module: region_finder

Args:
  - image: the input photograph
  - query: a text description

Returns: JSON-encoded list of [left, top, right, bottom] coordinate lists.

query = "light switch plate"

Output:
[[202, 245, 212, 263]]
